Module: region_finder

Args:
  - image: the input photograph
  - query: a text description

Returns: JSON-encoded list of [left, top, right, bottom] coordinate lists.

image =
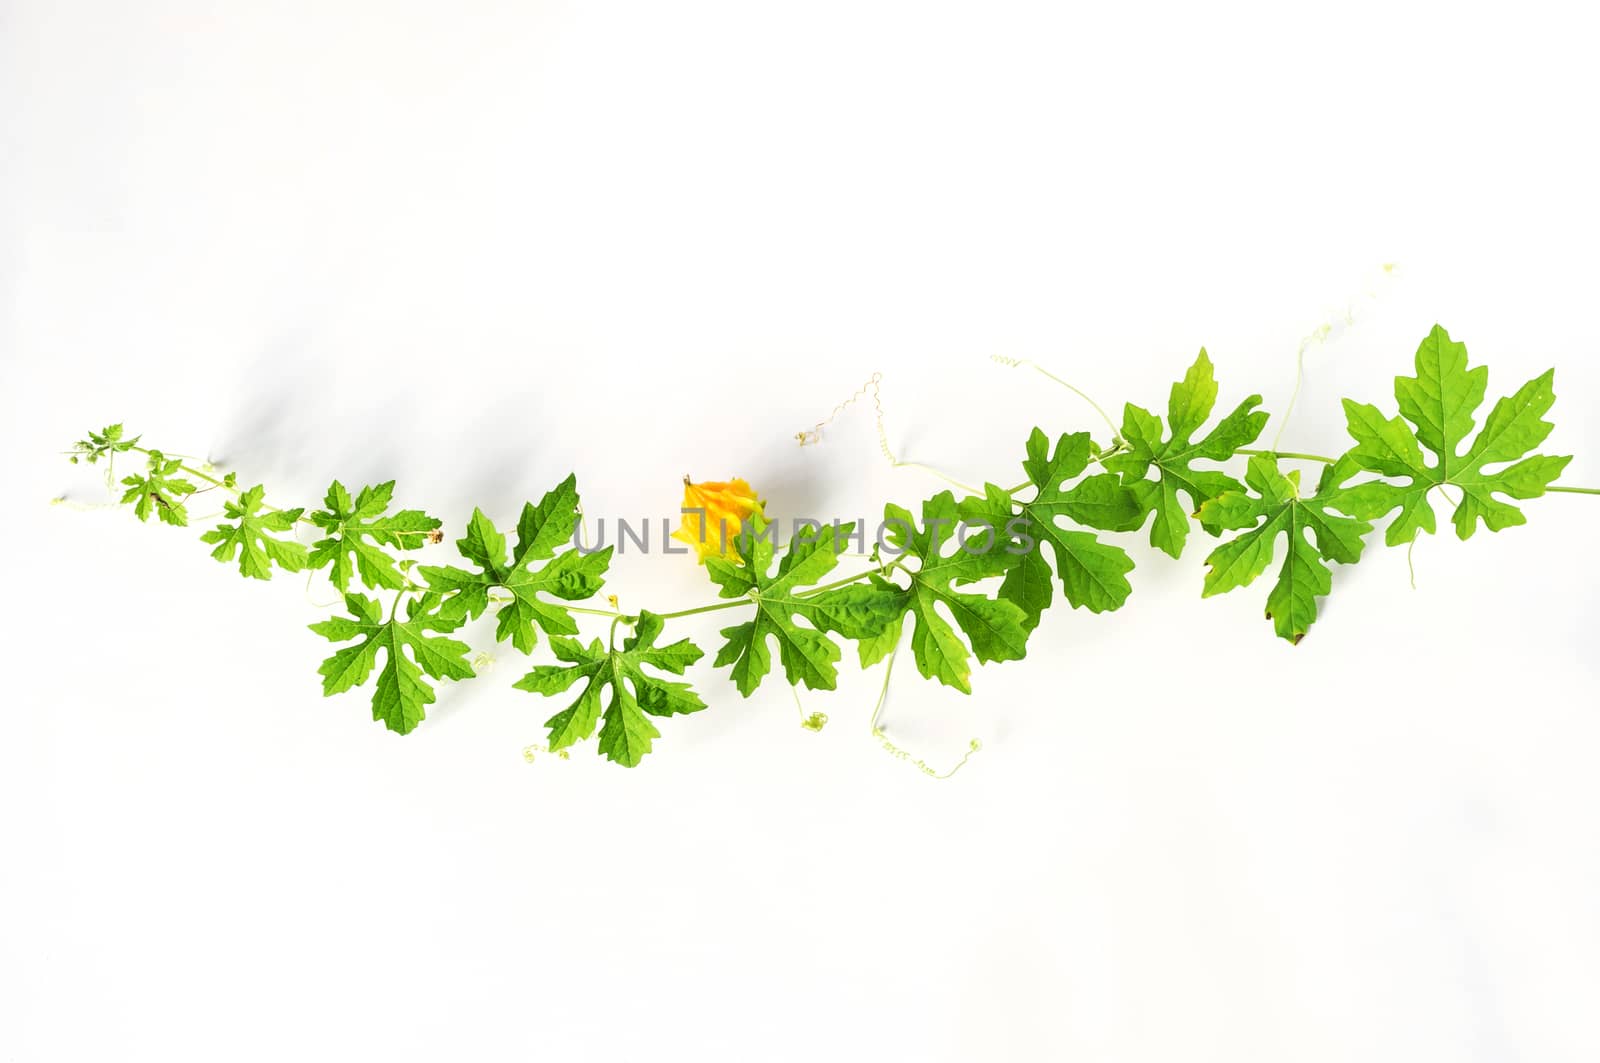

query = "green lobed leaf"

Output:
[[706, 517, 880, 696], [1330, 325, 1572, 543], [848, 491, 1031, 694], [199, 484, 308, 579], [307, 480, 442, 592], [417, 475, 612, 654], [969, 429, 1141, 630], [513, 611, 705, 767], [1104, 350, 1269, 558], [119, 449, 196, 526], [1198, 455, 1372, 644], [309, 592, 475, 735], [75, 423, 142, 465]]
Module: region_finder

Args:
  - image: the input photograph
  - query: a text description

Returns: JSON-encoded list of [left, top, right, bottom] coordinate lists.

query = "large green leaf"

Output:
[[309, 592, 475, 735], [854, 491, 1031, 694], [513, 611, 705, 767], [1199, 455, 1372, 644], [307, 480, 441, 592], [417, 475, 611, 654], [1331, 325, 1572, 543], [1104, 350, 1269, 558], [967, 429, 1141, 630], [704, 517, 892, 695]]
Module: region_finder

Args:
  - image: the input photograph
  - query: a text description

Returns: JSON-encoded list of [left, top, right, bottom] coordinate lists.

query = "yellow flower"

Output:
[[672, 476, 764, 562]]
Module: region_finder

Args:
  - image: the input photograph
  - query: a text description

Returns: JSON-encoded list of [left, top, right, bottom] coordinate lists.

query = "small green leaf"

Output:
[[119, 450, 195, 525], [75, 423, 142, 465]]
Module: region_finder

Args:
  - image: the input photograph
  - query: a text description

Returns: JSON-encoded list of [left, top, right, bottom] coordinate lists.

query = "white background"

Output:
[[4, 2, 1599, 1060]]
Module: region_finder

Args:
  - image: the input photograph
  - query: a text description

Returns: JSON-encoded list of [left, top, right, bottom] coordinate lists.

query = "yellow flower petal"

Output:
[[673, 476, 764, 562]]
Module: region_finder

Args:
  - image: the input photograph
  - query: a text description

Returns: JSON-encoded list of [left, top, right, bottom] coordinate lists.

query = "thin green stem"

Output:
[[869, 647, 899, 734], [651, 598, 756, 622], [131, 446, 229, 488], [867, 639, 980, 779], [1270, 344, 1310, 452], [130, 445, 316, 525], [651, 558, 897, 623], [794, 564, 885, 598], [1235, 448, 1600, 497], [792, 687, 827, 731], [893, 460, 979, 495], [1037, 368, 1121, 439], [998, 358, 1121, 439], [566, 604, 626, 618], [1237, 447, 1339, 464], [1237, 447, 1600, 500], [483, 593, 622, 619]]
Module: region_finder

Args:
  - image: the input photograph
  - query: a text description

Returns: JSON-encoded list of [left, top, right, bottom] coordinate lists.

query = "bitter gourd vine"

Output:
[[64, 325, 1597, 767]]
